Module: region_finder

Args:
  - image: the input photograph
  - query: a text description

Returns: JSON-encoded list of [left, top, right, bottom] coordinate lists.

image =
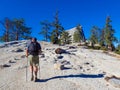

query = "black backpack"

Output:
[[28, 42, 40, 55]]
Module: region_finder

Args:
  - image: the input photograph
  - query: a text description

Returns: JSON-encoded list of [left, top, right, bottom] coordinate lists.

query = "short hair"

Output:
[[32, 37, 37, 42]]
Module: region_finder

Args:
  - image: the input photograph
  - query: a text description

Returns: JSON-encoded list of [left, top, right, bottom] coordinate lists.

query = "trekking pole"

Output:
[[39, 58, 40, 79], [26, 57, 28, 82], [38, 49, 42, 79]]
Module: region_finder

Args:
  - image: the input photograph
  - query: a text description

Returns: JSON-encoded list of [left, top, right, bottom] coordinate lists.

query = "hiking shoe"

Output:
[[31, 76, 34, 81], [34, 77, 38, 82]]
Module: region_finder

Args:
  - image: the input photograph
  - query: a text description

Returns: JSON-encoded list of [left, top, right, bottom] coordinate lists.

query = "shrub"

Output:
[[100, 46, 107, 51]]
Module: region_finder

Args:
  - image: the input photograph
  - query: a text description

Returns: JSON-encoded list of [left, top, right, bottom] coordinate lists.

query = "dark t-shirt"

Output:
[[28, 42, 41, 55]]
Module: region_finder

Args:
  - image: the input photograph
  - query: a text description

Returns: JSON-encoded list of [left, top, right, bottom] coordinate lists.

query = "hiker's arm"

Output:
[[26, 43, 30, 57], [39, 49, 42, 54], [26, 49, 28, 57]]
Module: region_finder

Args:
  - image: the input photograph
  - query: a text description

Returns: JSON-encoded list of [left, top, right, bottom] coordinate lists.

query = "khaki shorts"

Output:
[[28, 55, 39, 66]]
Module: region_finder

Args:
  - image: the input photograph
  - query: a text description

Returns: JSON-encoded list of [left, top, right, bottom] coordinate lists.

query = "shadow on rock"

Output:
[[0, 64, 11, 69], [57, 56, 64, 59], [9, 60, 16, 63]]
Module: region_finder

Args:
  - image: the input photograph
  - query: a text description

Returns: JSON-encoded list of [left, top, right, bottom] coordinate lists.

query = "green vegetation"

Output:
[[90, 26, 100, 48], [60, 31, 71, 44], [50, 11, 64, 44], [0, 13, 120, 55], [115, 39, 120, 54], [0, 18, 31, 42], [39, 20, 51, 41], [115, 44, 120, 54], [73, 24, 85, 43], [99, 28, 105, 47], [104, 16, 117, 51], [89, 16, 117, 52]]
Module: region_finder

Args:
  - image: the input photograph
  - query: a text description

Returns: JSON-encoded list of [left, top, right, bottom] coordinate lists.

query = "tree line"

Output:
[[39, 11, 85, 44], [0, 18, 31, 42], [0, 11, 120, 54], [89, 16, 117, 51], [39, 11, 120, 53]]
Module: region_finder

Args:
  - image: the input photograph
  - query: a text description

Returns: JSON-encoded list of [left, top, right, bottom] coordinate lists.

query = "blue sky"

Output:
[[0, 0, 120, 41]]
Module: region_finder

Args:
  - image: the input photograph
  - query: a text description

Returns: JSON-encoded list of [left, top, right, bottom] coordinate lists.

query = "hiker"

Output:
[[26, 37, 41, 81]]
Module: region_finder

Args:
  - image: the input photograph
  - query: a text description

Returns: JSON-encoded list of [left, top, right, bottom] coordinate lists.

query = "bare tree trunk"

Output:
[[16, 32, 19, 40], [5, 30, 9, 42], [5, 19, 10, 42]]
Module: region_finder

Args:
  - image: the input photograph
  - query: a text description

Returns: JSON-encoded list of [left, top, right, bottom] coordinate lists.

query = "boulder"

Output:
[[69, 46, 76, 49], [55, 48, 66, 54], [54, 63, 63, 70], [57, 55, 63, 59], [12, 48, 24, 52], [105, 75, 120, 88]]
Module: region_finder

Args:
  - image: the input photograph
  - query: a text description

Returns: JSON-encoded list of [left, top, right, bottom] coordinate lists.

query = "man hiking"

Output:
[[26, 37, 41, 82]]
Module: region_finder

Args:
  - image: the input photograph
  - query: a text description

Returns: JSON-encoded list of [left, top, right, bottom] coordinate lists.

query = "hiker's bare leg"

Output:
[[34, 66, 38, 79], [30, 65, 33, 75], [30, 65, 34, 80]]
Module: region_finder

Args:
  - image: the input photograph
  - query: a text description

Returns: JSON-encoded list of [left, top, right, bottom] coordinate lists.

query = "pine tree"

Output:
[[104, 16, 116, 51], [0, 18, 12, 42], [0, 33, 6, 41], [20, 26, 31, 39], [60, 31, 71, 44], [99, 28, 105, 47], [73, 31, 80, 43], [0, 18, 31, 41], [39, 20, 51, 41], [90, 26, 100, 47], [115, 39, 120, 54], [116, 45, 120, 53], [13, 18, 31, 40], [50, 32, 57, 44], [51, 11, 64, 44], [73, 24, 85, 43], [13, 18, 24, 40]]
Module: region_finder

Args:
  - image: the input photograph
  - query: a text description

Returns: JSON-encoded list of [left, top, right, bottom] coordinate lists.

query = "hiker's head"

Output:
[[32, 37, 37, 42]]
